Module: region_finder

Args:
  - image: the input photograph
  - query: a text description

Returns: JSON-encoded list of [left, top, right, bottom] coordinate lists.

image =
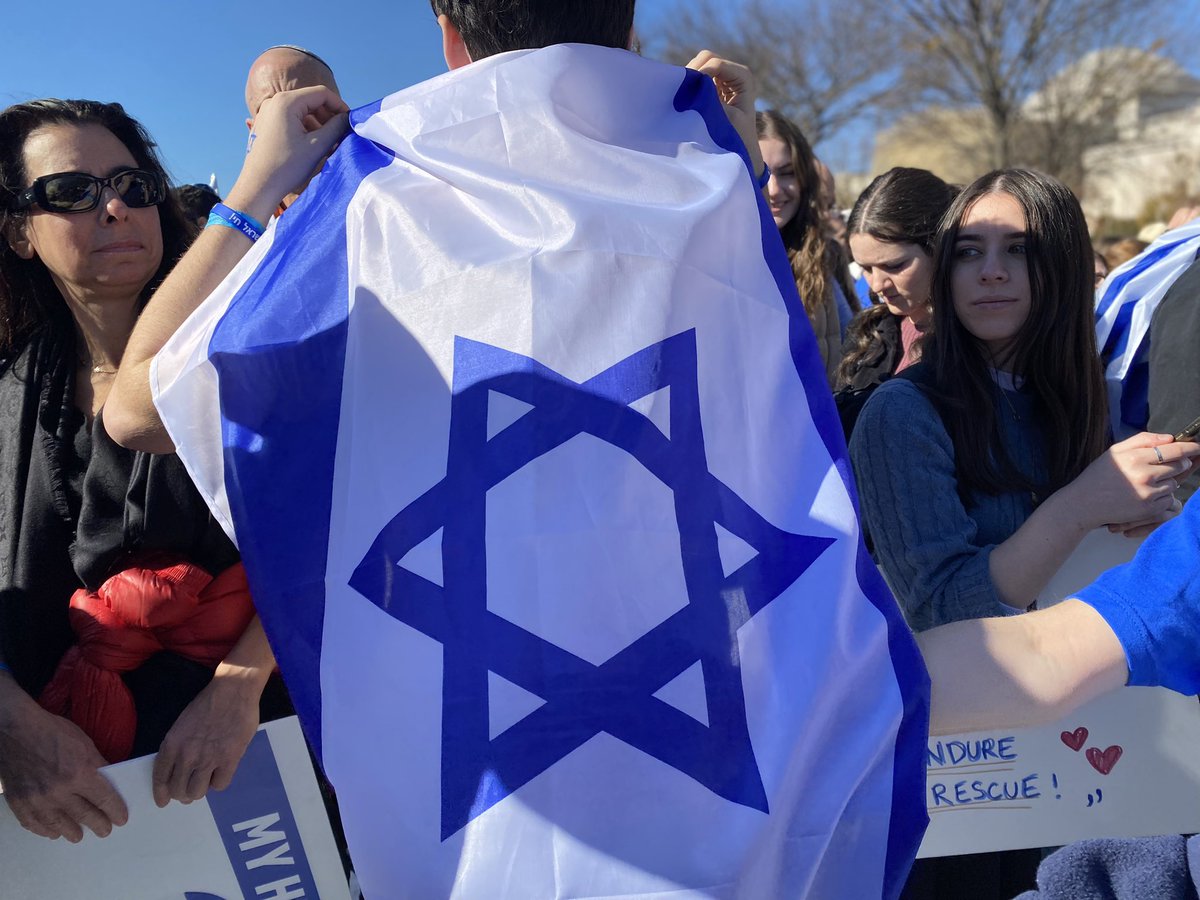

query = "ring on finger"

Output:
[[1154, 446, 1165, 464]]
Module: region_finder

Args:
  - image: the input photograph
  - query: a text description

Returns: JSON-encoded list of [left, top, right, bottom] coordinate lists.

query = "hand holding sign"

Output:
[[152, 667, 262, 807], [0, 683, 128, 842], [0, 718, 350, 899]]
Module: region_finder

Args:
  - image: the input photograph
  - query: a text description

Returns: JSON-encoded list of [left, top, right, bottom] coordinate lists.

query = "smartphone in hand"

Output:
[[1174, 415, 1200, 442]]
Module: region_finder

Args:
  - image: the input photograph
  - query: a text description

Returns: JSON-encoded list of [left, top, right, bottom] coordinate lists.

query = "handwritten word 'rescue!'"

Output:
[[930, 775, 1041, 808], [230, 813, 306, 899]]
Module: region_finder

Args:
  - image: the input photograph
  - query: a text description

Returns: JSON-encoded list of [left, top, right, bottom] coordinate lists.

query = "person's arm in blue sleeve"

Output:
[[1074, 488, 1200, 695]]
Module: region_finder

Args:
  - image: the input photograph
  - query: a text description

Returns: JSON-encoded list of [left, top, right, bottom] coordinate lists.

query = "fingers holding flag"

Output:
[[238, 85, 351, 219], [685, 50, 756, 119], [1166, 204, 1200, 231], [685, 50, 764, 183]]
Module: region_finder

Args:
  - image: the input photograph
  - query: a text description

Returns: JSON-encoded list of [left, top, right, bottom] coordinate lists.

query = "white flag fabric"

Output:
[[152, 45, 928, 899], [1095, 217, 1200, 438]]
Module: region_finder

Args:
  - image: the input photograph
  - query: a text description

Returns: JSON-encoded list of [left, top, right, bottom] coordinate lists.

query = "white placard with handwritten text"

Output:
[[919, 530, 1200, 857]]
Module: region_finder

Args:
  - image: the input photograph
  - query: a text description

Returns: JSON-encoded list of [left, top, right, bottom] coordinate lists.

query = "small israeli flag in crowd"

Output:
[[1095, 217, 1200, 438], [152, 45, 927, 899]]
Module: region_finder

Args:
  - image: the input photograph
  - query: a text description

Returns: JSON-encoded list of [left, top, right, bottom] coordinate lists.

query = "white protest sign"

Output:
[[0, 716, 350, 900], [919, 529, 1200, 857]]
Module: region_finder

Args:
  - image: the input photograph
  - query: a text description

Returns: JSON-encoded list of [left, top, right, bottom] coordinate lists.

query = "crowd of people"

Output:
[[2, 2, 1200, 898]]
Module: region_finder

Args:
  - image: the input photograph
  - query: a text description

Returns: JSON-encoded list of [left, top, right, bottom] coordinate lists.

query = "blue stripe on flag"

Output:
[[350, 97, 384, 128], [1101, 299, 1137, 363], [1120, 359, 1150, 436], [1096, 235, 1195, 318], [205, 134, 396, 764], [672, 70, 930, 899]]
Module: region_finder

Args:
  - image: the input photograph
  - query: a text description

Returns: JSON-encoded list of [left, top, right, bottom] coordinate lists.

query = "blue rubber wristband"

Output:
[[757, 163, 771, 189], [207, 202, 266, 243], [0, 660, 11, 675]]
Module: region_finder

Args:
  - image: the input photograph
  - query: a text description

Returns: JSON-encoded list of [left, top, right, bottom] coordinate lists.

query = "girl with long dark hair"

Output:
[[851, 168, 1191, 633]]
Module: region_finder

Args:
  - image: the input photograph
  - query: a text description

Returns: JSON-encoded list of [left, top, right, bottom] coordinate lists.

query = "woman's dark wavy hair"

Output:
[[0, 99, 194, 356], [836, 167, 956, 387], [925, 168, 1108, 500]]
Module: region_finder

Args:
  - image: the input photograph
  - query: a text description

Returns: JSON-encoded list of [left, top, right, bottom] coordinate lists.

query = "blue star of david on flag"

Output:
[[349, 330, 834, 839]]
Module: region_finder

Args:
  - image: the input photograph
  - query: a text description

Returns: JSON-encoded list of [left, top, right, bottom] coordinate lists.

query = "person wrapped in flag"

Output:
[[104, 3, 929, 896]]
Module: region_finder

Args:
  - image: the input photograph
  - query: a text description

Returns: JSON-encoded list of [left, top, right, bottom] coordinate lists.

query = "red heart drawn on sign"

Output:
[[1086, 745, 1123, 775], [1060, 727, 1088, 751]]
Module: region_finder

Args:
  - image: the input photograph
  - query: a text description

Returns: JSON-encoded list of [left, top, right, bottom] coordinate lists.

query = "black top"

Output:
[[837, 310, 904, 393], [833, 311, 904, 442], [0, 325, 284, 756]]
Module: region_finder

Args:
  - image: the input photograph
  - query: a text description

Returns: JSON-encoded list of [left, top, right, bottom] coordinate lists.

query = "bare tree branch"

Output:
[[891, 0, 1198, 184], [647, 0, 901, 147], [647, 0, 1199, 198]]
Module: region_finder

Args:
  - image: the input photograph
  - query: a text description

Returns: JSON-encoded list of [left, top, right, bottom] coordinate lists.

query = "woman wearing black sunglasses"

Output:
[[0, 99, 286, 844]]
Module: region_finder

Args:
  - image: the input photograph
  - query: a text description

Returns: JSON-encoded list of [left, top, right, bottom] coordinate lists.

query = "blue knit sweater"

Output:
[[850, 374, 1048, 631], [1016, 835, 1200, 899]]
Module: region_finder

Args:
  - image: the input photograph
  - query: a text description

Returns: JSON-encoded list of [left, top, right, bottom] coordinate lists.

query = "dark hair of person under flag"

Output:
[[428, 0, 635, 60]]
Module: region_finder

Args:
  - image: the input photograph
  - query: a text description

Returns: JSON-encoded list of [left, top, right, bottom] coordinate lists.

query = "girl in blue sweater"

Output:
[[851, 169, 1196, 632]]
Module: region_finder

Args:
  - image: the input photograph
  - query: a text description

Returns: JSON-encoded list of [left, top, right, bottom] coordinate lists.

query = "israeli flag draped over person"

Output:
[[1095, 217, 1200, 439], [151, 45, 928, 899]]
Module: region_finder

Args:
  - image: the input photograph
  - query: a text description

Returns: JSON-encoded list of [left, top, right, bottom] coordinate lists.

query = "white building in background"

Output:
[[1026, 48, 1200, 222], [1082, 101, 1200, 222], [860, 49, 1200, 223]]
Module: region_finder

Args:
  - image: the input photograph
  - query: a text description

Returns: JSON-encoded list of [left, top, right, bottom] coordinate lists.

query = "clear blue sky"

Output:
[[2, 0, 677, 194]]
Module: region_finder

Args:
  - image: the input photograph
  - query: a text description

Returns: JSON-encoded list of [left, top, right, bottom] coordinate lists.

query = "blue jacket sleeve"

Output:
[[1076, 493, 1200, 695], [849, 380, 1018, 631]]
